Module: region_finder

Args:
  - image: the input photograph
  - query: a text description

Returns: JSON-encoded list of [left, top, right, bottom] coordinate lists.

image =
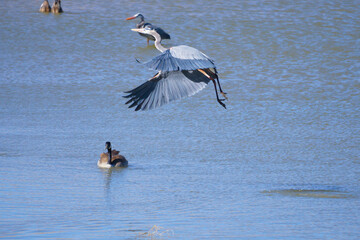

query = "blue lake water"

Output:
[[0, 0, 359, 239]]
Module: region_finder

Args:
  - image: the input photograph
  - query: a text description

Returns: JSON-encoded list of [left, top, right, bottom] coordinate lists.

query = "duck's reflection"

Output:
[[100, 167, 126, 190], [100, 167, 127, 209]]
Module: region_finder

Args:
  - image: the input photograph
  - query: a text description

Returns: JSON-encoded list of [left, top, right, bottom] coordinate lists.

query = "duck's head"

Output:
[[105, 141, 112, 151]]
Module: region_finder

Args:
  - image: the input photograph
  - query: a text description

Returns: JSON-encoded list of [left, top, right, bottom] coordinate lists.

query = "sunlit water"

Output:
[[1, 0, 359, 239]]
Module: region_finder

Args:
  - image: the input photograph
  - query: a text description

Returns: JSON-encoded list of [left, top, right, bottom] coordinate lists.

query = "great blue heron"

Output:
[[39, 0, 51, 13], [126, 13, 171, 46], [51, 0, 63, 13], [124, 26, 227, 111]]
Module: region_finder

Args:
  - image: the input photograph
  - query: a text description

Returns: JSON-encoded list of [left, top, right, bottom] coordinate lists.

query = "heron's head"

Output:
[[131, 26, 156, 35], [126, 13, 144, 21], [105, 141, 112, 151]]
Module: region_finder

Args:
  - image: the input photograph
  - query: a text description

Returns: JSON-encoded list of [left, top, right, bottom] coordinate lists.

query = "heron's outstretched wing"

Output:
[[124, 70, 211, 111], [143, 45, 216, 72]]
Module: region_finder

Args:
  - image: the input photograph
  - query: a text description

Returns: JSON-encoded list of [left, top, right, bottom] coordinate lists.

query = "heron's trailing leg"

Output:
[[198, 69, 226, 109], [211, 78, 226, 109], [216, 76, 228, 100], [147, 38, 150, 46], [213, 69, 228, 100]]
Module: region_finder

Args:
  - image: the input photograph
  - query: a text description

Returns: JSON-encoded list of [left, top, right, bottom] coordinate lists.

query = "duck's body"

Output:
[[51, 0, 63, 13], [98, 150, 128, 168], [39, 0, 51, 13], [97, 142, 128, 168]]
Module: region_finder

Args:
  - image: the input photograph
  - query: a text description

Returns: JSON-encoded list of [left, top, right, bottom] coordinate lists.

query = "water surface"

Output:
[[0, 0, 359, 239]]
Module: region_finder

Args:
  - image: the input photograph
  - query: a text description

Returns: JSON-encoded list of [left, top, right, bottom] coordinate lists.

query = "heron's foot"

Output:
[[221, 91, 228, 100], [217, 99, 227, 109]]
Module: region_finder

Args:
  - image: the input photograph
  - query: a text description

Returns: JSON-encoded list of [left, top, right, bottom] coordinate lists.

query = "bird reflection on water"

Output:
[[100, 167, 126, 190]]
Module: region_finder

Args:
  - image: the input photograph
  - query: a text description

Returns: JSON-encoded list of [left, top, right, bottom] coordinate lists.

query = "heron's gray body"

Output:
[[144, 45, 216, 72]]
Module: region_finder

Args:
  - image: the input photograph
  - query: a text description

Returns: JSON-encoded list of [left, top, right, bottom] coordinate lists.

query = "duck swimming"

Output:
[[51, 0, 63, 13], [39, 0, 51, 13], [97, 142, 128, 168]]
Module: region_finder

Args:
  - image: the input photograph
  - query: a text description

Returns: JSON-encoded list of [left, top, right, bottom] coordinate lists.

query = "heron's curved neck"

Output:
[[107, 148, 112, 164], [137, 18, 145, 28], [138, 15, 144, 22], [153, 32, 168, 53]]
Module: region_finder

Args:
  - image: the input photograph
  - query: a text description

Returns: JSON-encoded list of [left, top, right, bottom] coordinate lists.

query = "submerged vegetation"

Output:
[[137, 225, 174, 239]]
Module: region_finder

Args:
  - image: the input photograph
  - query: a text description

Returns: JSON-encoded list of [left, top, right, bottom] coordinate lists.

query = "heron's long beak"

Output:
[[126, 16, 136, 20], [131, 28, 143, 33]]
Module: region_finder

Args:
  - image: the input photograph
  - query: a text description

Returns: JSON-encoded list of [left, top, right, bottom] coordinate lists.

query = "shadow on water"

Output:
[[262, 188, 355, 199]]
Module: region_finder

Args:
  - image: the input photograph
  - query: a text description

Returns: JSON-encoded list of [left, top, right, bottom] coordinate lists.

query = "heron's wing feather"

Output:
[[123, 70, 210, 111], [144, 45, 216, 72], [153, 26, 171, 39]]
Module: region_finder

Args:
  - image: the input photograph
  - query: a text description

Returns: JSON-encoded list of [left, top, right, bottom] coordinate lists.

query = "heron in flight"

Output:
[[123, 26, 227, 111], [126, 13, 171, 46]]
